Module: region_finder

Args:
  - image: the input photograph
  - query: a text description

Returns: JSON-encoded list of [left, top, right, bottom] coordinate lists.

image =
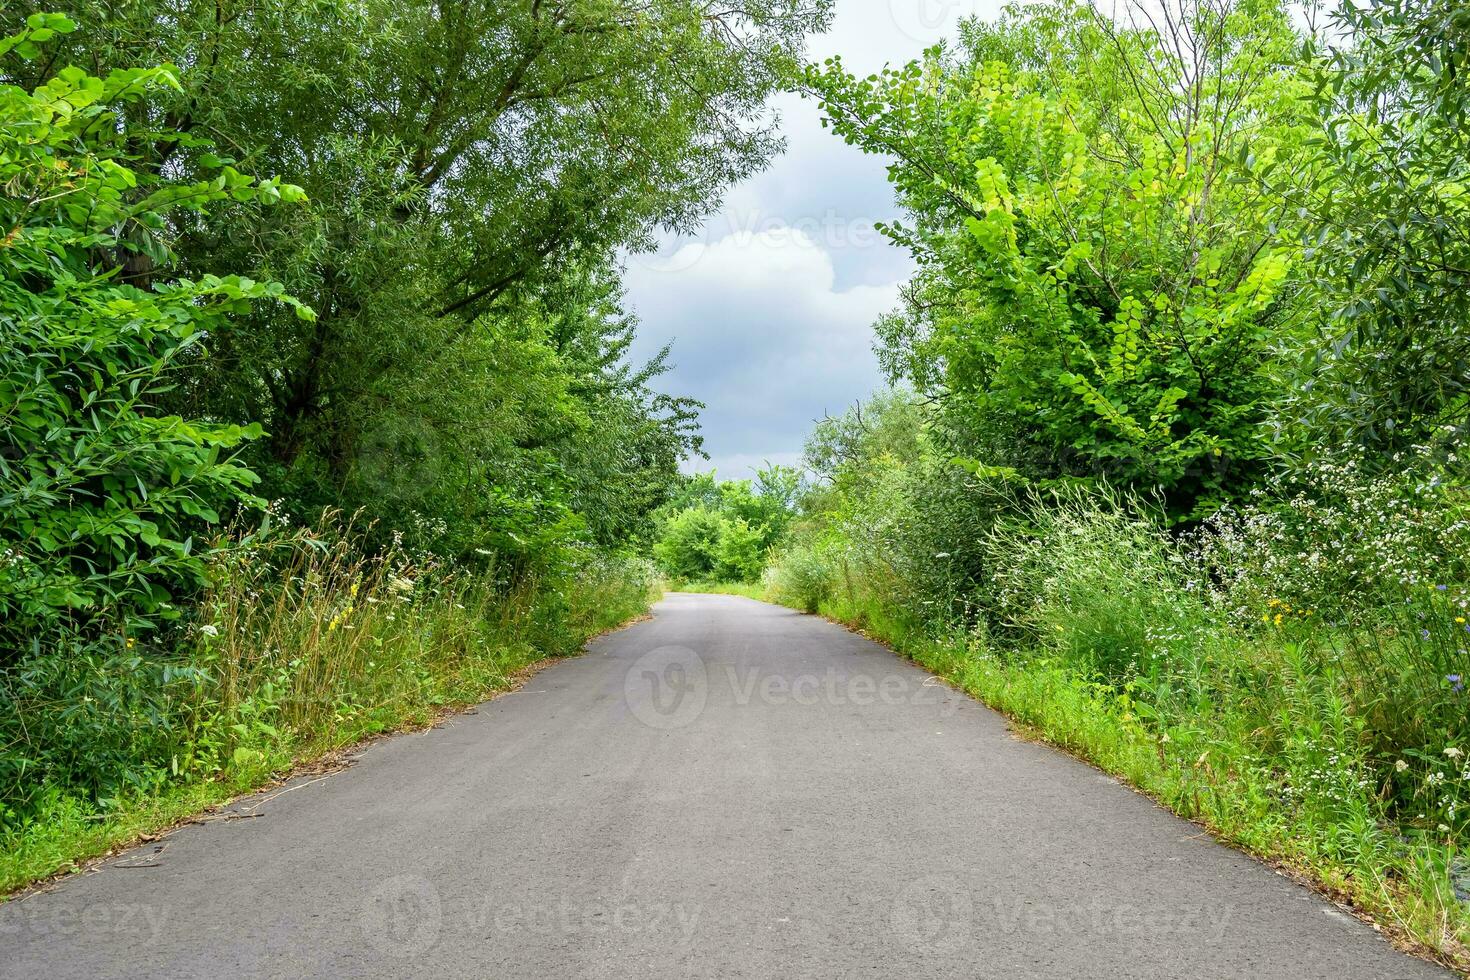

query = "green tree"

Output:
[[715, 518, 766, 582], [653, 507, 726, 580], [1270, 0, 1470, 455], [808, 0, 1311, 520], [3, 0, 832, 554]]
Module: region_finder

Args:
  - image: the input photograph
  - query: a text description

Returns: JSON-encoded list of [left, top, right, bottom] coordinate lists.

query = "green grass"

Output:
[[669, 579, 767, 600], [0, 540, 658, 896], [748, 563, 1470, 974]]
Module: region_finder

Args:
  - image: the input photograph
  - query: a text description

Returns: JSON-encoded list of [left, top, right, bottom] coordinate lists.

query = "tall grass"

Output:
[[0, 519, 657, 892], [764, 488, 1470, 970]]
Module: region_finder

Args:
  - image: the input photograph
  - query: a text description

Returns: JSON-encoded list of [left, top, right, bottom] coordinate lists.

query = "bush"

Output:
[[770, 540, 835, 614], [0, 514, 657, 830], [985, 491, 1216, 686], [714, 517, 765, 582], [1195, 450, 1470, 622], [652, 471, 802, 584], [653, 506, 725, 580], [0, 22, 308, 656], [0, 637, 200, 818]]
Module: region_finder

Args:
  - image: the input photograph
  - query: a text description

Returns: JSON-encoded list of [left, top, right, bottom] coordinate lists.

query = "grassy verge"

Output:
[[750, 578, 1469, 974], [1, 538, 658, 896], [667, 580, 767, 600]]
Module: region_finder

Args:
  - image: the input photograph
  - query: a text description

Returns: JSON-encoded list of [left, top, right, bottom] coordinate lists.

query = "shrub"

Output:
[[984, 490, 1216, 685], [0, 637, 200, 817], [714, 517, 765, 583], [1194, 449, 1470, 622], [770, 540, 835, 614], [653, 506, 726, 580], [0, 21, 309, 656]]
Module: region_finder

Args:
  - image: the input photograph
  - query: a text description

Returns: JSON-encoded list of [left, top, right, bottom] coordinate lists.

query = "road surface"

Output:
[[0, 593, 1452, 978]]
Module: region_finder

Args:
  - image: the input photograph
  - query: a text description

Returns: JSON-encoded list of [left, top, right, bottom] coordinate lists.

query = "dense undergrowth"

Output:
[[0, 517, 657, 892], [750, 450, 1470, 970]]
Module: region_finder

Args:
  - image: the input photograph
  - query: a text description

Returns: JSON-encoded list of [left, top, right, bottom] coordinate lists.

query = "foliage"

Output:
[[653, 506, 727, 580], [0, 19, 307, 655], [767, 540, 834, 614], [0, 514, 656, 836], [714, 517, 767, 583], [1271, 0, 1470, 453], [1195, 446, 1470, 621], [0, 0, 832, 557], [807, 0, 1312, 520], [652, 466, 805, 583]]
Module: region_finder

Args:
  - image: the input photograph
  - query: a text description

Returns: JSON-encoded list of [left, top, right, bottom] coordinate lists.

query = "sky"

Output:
[[623, 0, 1006, 480]]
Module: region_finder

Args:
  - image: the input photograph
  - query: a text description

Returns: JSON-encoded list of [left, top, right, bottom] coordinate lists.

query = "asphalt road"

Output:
[[1, 593, 1453, 979]]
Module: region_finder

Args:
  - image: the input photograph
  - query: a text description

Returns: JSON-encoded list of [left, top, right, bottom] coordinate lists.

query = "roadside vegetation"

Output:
[[5, 0, 1470, 963], [650, 468, 803, 590], [649, 0, 1470, 966], [0, 2, 830, 889]]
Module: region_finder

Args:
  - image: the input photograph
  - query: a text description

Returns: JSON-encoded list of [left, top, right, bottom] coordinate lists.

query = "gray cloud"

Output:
[[624, 0, 1005, 479], [625, 228, 902, 478]]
